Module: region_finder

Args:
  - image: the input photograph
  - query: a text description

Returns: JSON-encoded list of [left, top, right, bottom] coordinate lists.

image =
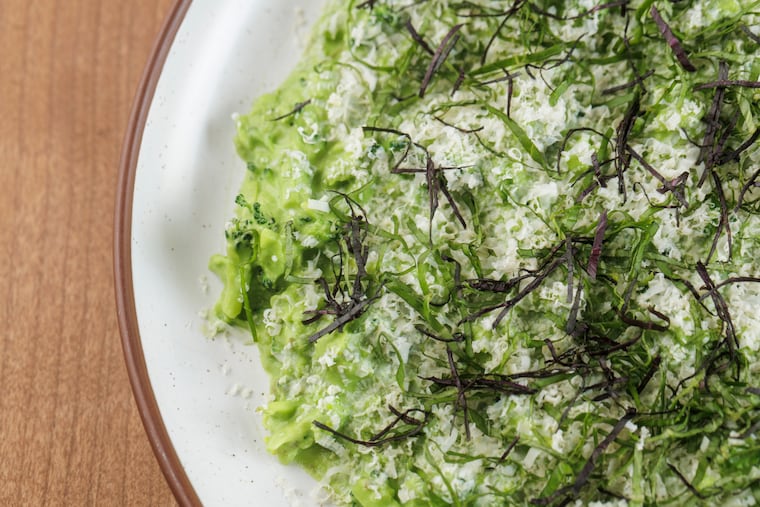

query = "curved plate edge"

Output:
[[114, 1, 199, 505]]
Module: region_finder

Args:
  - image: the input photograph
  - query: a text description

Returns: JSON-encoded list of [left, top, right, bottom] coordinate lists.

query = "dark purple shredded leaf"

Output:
[[650, 6, 696, 72]]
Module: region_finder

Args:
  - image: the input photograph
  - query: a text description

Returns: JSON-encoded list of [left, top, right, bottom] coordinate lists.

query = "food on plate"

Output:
[[210, 0, 760, 504]]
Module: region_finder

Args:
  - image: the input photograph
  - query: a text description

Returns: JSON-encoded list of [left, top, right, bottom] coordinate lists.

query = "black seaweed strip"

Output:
[[667, 463, 709, 500], [628, 146, 689, 207], [569, 409, 636, 494], [313, 408, 429, 447], [492, 256, 565, 326], [714, 114, 739, 166], [738, 419, 760, 439], [466, 275, 527, 293], [706, 171, 732, 263], [363, 126, 415, 172], [416, 324, 465, 343], [708, 275, 760, 293], [453, 2, 517, 18], [366, 126, 469, 233], [529, 0, 627, 21], [441, 253, 464, 299], [566, 282, 583, 335], [736, 167, 760, 210], [479, 69, 521, 86], [617, 310, 668, 332], [425, 156, 440, 241], [526, 34, 585, 76], [587, 331, 642, 356], [304, 193, 376, 341], [694, 79, 760, 90], [650, 6, 696, 72], [558, 378, 587, 428], [452, 67, 466, 95], [424, 375, 536, 395], [601, 69, 655, 95], [307, 296, 379, 343], [597, 487, 630, 501], [556, 127, 609, 175], [716, 128, 760, 166], [636, 354, 661, 394], [632, 182, 681, 222], [589, 378, 628, 402], [565, 236, 575, 304], [420, 24, 463, 98], [530, 410, 637, 505], [346, 226, 369, 302], [742, 24, 760, 44], [480, 0, 525, 65], [615, 95, 640, 200], [545, 339, 576, 368], [587, 210, 608, 280], [269, 99, 312, 121], [619, 14, 647, 95], [439, 174, 468, 228], [405, 19, 435, 55], [696, 261, 739, 371], [434, 115, 485, 134], [698, 61, 729, 186], [498, 436, 520, 463], [370, 406, 427, 441], [446, 346, 471, 440], [666, 275, 715, 315]]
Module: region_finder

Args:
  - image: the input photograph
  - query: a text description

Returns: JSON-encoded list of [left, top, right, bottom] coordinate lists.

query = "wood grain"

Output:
[[0, 0, 177, 505]]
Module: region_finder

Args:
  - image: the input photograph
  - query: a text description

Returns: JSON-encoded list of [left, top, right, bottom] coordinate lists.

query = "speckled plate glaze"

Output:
[[115, 1, 328, 505]]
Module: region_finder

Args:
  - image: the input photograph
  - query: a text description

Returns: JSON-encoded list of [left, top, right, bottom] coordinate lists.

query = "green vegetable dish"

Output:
[[210, 0, 760, 504]]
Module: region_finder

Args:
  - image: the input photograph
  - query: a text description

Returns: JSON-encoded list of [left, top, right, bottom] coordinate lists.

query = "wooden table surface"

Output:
[[0, 0, 178, 504]]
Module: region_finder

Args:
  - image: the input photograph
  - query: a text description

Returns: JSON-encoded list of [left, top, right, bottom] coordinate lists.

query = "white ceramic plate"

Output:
[[116, 1, 329, 505]]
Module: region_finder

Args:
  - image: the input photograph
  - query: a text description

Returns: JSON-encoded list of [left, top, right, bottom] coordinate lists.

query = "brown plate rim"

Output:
[[113, 0, 200, 505]]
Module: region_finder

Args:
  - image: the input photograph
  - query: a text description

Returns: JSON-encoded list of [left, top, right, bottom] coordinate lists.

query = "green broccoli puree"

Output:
[[211, 0, 760, 505]]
